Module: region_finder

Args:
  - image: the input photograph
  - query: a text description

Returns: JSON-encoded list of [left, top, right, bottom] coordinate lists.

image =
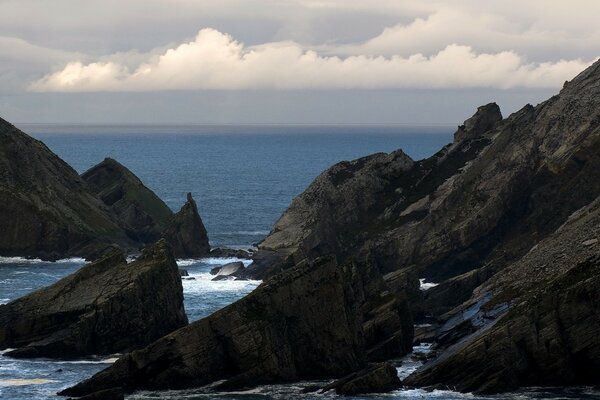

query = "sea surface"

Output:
[[1, 125, 598, 399]]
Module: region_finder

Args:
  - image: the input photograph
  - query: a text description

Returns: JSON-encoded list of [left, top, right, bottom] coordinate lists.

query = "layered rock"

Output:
[[0, 240, 187, 358], [0, 118, 131, 260], [161, 192, 211, 258], [60, 254, 412, 398], [249, 103, 503, 283], [82, 158, 173, 243], [322, 362, 402, 395], [405, 194, 600, 393]]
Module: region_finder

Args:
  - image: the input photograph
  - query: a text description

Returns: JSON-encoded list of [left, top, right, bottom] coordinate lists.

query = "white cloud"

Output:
[[29, 28, 593, 92]]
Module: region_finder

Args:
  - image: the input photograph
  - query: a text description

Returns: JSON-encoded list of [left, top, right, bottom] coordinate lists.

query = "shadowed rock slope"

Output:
[[83, 159, 210, 257], [0, 118, 131, 260], [161, 192, 211, 257], [0, 240, 187, 359], [0, 119, 212, 260], [81, 158, 173, 243], [60, 254, 412, 398], [404, 194, 600, 393]]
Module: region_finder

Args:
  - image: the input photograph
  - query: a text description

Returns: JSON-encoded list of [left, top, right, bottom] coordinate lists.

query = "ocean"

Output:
[[1, 125, 598, 399]]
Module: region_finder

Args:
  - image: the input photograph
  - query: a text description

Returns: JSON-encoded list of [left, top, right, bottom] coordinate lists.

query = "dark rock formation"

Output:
[[208, 247, 253, 259], [406, 193, 600, 393], [60, 255, 412, 398], [0, 240, 187, 358], [178, 268, 189, 277], [322, 362, 402, 395], [210, 261, 247, 281], [0, 118, 132, 260], [82, 158, 173, 243], [161, 192, 211, 258]]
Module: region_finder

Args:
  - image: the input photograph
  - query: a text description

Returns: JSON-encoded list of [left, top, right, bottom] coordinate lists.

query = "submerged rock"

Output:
[[210, 261, 247, 281], [82, 158, 173, 243], [323, 362, 402, 395], [161, 193, 211, 258], [0, 240, 187, 358], [59, 255, 412, 398]]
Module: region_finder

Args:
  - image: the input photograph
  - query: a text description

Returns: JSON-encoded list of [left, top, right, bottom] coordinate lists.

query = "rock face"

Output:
[[60, 255, 412, 398], [161, 192, 211, 258], [405, 194, 600, 393], [0, 119, 213, 260], [0, 240, 187, 358], [323, 362, 402, 395], [0, 118, 132, 260], [82, 158, 173, 243]]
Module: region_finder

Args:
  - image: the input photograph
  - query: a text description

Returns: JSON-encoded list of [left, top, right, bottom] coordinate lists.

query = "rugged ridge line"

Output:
[[60, 253, 412, 398], [0, 240, 187, 358]]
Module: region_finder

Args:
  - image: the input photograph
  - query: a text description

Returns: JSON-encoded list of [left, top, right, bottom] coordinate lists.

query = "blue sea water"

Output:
[[1, 125, 598, 399]]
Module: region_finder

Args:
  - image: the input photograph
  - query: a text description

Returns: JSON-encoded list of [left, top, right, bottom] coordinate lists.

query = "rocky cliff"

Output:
[[161, 192, 211, 257], [0, 119, 212, 260], [0, 240, 187, 358], [82, 158, 173, 243], [60, 253, 412, 398], [0, 118, 131, 260]]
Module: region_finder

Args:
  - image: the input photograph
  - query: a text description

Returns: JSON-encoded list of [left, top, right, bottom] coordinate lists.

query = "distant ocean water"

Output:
[[2, 125, 598, 399]]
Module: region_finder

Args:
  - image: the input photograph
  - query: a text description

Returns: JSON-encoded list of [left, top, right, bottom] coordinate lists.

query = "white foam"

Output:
[[0, 256, 86, 265], [0, 378, 57, 387], [0, 298, 10, 305], [419, 278, 439, 291], [178, 257, 252, 267], [182, 272, 261, 295]]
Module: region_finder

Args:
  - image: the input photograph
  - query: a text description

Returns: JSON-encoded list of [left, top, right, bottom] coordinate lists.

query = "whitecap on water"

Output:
[[0, 256, 86, 265], [177, 258, 252, 267], [0, 378, 57, 387]]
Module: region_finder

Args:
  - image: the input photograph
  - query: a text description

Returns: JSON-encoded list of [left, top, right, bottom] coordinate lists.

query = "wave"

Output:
[[0, 298, 10, 305], [0, 378, 57, 387], [0, 256, 86, 265], [177, 258, 252, 267]]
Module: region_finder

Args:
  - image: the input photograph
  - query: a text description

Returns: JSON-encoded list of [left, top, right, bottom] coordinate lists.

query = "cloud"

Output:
[[29, 28, 593, 92]]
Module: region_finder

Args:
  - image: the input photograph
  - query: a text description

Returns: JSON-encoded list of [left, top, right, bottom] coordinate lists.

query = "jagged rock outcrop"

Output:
[[60, 254, 412, 398], [0, 240, 187, 358], [405, 194, 600, 393], [249, 103, 503, 283], [161, 192, 210, 258], [0, 119, 213, 260], [82, 158, 173, 243], [322, 362, 402, 395], [0, 118, 132, 260]]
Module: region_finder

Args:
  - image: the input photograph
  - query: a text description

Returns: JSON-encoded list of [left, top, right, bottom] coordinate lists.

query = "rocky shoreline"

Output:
[[1, 60, 600, 398]]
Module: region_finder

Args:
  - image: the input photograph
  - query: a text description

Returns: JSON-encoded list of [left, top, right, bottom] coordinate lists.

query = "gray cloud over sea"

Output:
[[1, 1, 596, 123]]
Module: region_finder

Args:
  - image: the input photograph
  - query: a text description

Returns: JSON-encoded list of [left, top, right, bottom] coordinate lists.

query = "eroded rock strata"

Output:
[[161, 192, 211, 258], [0, 240, 187, 358], [0, 118, 131, 260], [82, 157, 173, 244], [60, 254, 412, 397]]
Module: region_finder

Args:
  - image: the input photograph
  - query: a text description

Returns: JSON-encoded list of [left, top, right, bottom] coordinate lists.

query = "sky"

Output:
[[0, 0, 598, 124]]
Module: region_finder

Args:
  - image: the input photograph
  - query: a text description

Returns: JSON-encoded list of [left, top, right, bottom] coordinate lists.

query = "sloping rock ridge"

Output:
[[161, 192, 211, 257], [0, 240, 187, 358], [0, 118, 131, 260], [82, 157, 173, 243], [60, 254, 412, 397]]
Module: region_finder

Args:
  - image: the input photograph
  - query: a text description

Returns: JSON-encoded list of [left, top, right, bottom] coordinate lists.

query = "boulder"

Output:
[[209, 247, 253, 259], [59, 255, 412, 398], [210, 261, 247, 281], [161, 193, 211, 258], [178, 268, 189, 277], [0, 240, 187, 358], [82, 158, 173, 243], [322, 362, 402, 395]]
